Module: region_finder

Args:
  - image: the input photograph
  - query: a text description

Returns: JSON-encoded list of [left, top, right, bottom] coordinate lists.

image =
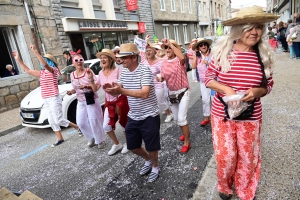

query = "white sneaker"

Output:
[[87, 138, 95, 147], [107, 143, 123, 156], [121, 143, 129, 154], [164, 115, 173, 123]]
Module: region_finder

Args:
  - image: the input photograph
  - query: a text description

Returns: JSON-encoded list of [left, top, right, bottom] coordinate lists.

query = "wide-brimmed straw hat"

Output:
[[222, 6, 280, 26], [96, 49, 116, 61], [161, 39, 181, 50], [43, 54, 58, 66], [115, 43, 140, 57], [192, 38, 212, 50], [151, 43, 162, 50]]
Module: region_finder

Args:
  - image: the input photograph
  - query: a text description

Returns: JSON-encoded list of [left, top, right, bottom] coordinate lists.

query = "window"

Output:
[[160, 0, 166, 10], [198, 2, 201, 17], [163, 25, 169, 38], [170, 0, 176, 12], [188, 0, 192, 13], [203, 2, 206, 17], [174, 25, 180, 44], [183, 25, 188, 43], [180, 0, 184, 13]]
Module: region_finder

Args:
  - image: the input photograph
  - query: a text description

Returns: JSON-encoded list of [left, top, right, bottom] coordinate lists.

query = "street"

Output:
[[0, 72, 213, 200]]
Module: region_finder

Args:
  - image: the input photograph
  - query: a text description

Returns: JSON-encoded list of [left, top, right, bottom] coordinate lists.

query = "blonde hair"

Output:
[[212, 24, 274, 78]]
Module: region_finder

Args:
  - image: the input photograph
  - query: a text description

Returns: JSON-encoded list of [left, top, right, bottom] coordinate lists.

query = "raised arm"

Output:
[[30, 45, 54, 73], [12, 50, 40, 77], [161, 38, 185, 61]]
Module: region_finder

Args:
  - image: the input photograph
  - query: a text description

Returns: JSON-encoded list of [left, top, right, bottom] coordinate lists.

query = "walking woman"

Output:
[[91, 49, 130, 155], [192, 38, 212, 126], [67, 51, 106, 149], [158, 38, 191, 153], [12, 45, 80, 147], [205, 6, 278, 200], [141, 35, 173, 123]]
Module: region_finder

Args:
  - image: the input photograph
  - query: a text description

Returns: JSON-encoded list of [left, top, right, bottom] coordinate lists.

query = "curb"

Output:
[[0, 125, 23, 137]]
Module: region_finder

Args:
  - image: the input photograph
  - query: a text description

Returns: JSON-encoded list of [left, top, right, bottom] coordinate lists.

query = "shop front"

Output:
[[62, 18, 145, 60]]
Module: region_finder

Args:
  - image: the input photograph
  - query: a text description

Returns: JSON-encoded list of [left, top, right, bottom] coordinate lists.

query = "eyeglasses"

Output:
[[198, 43, 208, 47], [74, 58, 84, 62], [164, 46, 170, 50]]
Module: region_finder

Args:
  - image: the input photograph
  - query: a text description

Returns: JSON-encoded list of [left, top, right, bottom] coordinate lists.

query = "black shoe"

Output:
[[219, 192, 232, 200], [51, 140, 64, 147]]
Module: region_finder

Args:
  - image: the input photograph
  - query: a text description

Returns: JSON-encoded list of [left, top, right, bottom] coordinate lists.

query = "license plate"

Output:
[[22, 113, 34, 119]]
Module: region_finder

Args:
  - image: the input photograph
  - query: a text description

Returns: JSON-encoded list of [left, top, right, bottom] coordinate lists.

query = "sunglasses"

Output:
[[198, 43, 208, 47], [74, 58, 84, 62], [120, 56, 133, 60], [164, 46, 170, 50]]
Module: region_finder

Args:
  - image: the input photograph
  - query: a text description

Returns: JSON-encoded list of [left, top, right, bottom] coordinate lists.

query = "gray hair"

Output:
[[6, 64, 13, 69]]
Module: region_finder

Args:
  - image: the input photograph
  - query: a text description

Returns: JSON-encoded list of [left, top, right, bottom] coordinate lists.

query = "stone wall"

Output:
[[0, 80, 39, 113]]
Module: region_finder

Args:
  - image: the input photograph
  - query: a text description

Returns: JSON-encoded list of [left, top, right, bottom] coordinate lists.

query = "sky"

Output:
[[231, 0, 267, 9]]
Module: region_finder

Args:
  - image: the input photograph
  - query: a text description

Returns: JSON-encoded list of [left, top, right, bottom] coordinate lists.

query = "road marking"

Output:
[[20, 144, 49, 160], [68, 130, 77, 135]]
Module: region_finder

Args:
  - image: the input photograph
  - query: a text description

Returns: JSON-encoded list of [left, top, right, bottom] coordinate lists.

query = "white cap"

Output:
[[112, 46, 120, 52]]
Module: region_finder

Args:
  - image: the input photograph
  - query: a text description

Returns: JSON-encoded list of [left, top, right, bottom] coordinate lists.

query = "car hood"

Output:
[[20, 84, 74, 109]]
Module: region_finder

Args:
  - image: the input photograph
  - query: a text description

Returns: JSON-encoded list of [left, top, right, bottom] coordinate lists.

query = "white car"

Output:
[[20, 59, 104, 128]]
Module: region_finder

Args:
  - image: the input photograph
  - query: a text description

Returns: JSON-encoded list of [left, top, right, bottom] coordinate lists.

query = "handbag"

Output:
[[291, 31, 298, 40], [84, 91, 95, 105], [168, 88, 188, 104]]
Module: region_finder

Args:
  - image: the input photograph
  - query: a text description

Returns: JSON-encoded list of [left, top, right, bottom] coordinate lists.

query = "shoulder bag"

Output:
[[168, 61, 187, 104]]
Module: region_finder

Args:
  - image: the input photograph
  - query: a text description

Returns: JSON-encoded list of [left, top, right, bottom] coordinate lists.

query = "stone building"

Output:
[[267, 0, 300, 23]]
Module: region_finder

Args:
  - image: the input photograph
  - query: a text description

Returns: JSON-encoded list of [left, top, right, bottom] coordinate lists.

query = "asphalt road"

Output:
[[0, 72, 214, 200]]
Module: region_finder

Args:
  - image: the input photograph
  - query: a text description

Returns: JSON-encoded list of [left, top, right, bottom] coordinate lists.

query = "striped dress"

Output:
[[205, 50, 274, 121]]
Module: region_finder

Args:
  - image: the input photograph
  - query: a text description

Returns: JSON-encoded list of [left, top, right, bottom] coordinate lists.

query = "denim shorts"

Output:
[[125, 115, 161, 152]]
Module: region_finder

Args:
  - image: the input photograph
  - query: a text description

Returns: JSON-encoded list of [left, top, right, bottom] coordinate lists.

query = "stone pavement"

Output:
[[0, 108, 22, 136], [192, 52, 300, 199]]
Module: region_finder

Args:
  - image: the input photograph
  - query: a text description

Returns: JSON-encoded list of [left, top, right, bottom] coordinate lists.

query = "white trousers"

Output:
[[76, 99, 106, 144], [44, 95, 70, 132], [103, 107, 125, 133], [170, 90, 190, 126], [200, 82, 211, 117], [155, 88, 169, 111], [192, 68, 197, 81]]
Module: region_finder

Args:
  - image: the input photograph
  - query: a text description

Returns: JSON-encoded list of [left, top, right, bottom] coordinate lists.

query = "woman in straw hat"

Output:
[[12, 45, 80, 147], [158, 38, 191, 153], [205, 6, 278, 200], [192, 38, 212, 126], [89, 49, 130, 155], [66, 51, 106, 149], [188, 38, 198, 82], [142, 35, 173, 123]]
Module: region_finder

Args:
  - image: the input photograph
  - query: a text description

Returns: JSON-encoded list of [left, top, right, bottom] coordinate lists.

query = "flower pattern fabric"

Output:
[[211, 115, 262, 200]]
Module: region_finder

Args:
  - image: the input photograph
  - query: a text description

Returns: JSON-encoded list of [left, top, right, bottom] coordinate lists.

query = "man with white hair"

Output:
[[112, 46, 123, 68]]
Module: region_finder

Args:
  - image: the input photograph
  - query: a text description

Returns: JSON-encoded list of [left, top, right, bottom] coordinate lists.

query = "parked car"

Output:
[[181, 47, 192, 72], [19, 59, 104, 128]]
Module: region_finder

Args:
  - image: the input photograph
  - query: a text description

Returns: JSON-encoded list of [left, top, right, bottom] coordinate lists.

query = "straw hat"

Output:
[[151, 43, 162, 50], [43, 54, 57, 66], [161, 39, 181, 50], [192, 38, 212, 50], [115, 43, 140, 57], [96, 49, 116, 61], [222, 6, 280, 26]]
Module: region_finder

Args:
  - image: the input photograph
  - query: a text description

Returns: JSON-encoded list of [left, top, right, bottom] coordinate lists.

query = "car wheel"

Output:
[[68, 100, 77, 124]]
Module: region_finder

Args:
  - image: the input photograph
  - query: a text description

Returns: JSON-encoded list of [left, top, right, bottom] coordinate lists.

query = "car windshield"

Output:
[[58, 63, 90, 85]]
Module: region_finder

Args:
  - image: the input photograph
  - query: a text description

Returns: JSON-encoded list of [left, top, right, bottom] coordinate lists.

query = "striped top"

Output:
[[187, 48, 194, 64], [197, 53, 211, 82], [118, 63, 159, 120], [161, 57, 190, 91], [97, 67, 122, 102], [205, 51, 274, 121], [40, 68, 60, 99], [140, 51, 164, 89], [71, 70, 98, 102]]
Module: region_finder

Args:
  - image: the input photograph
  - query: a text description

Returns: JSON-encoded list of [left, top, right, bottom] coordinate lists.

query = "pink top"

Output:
[[196, 52, 211, 82], [96, 67, 122, 102], [71, 70, 98, 102], [205, 50, 274, 121], [187, 48, 194, 64], [161, 57, 190, 91], [140, 51, 164, 89], [40, 68, 60, 99]]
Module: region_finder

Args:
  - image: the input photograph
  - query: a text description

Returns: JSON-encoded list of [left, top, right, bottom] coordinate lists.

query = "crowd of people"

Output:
[[267, 13, 300, 59], [11, 5, 283, 200]]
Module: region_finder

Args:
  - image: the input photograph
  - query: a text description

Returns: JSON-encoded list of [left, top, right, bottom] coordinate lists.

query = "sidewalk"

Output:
[[0, 108, 22, 136], [193, 52, 300, 199]]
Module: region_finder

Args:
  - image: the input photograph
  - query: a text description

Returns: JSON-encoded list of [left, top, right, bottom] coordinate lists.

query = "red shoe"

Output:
[[179, 134, 185, 141], [200, 119, 210, 126], [180, 143, 191, 153]]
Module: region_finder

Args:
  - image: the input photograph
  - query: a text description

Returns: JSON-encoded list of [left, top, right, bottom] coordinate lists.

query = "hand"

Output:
[[104, 82, 122, 96], [30, 44, 37, 52], [102, 83, 113, 90], [224, 87, 239, 107], [66, 89, 75, 95], [145, 35, 150, 42], [12, 50, 19, 60], [86, 68, 94, 80], [242, 87, 267, 102], [161, 38, 171, 46], [79, 85, 86, 90], [156, 76, 163, 82]]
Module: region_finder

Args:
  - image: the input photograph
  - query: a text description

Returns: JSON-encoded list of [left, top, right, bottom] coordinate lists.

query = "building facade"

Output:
[[152, 0, 199, 48], [267, 0, 300, 23]]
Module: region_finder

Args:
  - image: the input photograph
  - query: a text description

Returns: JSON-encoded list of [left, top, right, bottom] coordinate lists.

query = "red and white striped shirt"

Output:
[[205, 51, 274, 121], [40, 68, 61, 99], [161, 57, 190, 91]]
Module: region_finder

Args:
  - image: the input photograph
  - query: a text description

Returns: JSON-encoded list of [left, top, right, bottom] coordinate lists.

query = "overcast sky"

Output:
[[231, 0, 267, 9]]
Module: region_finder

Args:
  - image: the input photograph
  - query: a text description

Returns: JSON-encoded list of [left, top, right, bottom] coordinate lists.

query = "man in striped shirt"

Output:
[[104, 43, 160, 183]]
